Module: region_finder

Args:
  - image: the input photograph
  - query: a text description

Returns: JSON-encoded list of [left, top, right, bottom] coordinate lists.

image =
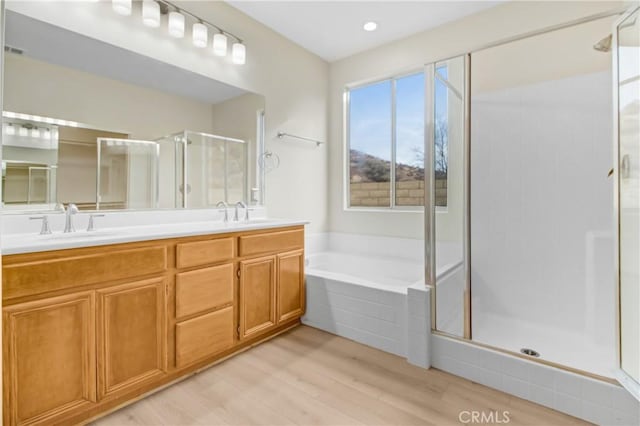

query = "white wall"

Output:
[[5, 0, 329, 232], [328, 1, 622, 239]]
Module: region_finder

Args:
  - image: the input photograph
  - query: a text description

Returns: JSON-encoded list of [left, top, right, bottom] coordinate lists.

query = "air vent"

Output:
[[4, 45, 24, 55]]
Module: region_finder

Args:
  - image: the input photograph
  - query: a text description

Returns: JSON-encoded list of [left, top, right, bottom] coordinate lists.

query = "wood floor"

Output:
[[93, 326, 587, 426]]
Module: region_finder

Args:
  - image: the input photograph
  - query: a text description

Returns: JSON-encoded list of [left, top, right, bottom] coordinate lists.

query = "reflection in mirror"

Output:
[[97, 138, 160, 210], [2, 117, 58, 209], [157, 131, 247, 208], [1, 8, 265, 213]]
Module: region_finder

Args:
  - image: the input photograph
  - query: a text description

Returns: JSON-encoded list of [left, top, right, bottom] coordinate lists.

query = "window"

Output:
[[346, 70, 448, 209], [433, 64, 449, 208], [348, 79, 392, 207]]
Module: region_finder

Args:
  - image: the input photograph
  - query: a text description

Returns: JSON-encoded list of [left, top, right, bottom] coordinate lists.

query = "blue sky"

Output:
[[349, 68, 448, 167]]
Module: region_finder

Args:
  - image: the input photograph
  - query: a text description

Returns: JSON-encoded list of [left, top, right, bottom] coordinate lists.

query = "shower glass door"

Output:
[[429, 55, 468, 338], [616, 6, 640, 388], [469, 16, 617, 377]]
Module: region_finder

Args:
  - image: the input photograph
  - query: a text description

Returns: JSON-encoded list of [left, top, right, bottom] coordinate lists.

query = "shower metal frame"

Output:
[[424, 6, 628, 383], [612, 4, 640, 395]]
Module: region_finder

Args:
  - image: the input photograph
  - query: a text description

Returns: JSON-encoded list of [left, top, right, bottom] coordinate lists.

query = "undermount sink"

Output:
[[241, 218, 275, 224], [40, 230, 122, 240]]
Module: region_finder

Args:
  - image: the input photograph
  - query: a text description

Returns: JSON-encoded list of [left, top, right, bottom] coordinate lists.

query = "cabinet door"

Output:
[[3, 292, 96, 426], [277, 249, 305, 322], [175, 306, 234, 368], [97, 278, 167, 399], [239, 256, 276, 339]]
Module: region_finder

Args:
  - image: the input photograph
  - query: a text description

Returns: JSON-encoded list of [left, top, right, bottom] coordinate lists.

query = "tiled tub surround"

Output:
[[302, 233, 460, 368]]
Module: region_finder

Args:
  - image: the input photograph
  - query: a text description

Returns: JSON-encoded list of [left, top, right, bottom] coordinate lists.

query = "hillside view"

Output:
[[350, 149, 448, 182]]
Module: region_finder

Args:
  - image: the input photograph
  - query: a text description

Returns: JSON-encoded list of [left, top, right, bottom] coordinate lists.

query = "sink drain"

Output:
[[520, 348, 540, 357]]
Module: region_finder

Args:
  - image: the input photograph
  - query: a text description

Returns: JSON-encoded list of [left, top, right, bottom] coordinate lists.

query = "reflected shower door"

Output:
[[183, 131, 247, 208], [616, 7, 640, 386]]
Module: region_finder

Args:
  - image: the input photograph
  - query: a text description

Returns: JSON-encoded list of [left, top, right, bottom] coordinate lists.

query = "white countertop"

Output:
[[1, 219, 308, 255]]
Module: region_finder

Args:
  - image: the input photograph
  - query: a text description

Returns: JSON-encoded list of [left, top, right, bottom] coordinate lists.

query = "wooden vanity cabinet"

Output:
[[3, 292, 96, 426], [96, 278, 167, 399], [238, 229, 305, 340], [238, 255, 277, 339], [2, 242, 169, 426], [2, 225, 305, 425], [277, 249, 305, 322], [174, 242, 236, 368]]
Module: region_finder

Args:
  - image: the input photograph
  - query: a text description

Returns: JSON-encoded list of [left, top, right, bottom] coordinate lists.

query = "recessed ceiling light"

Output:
[[363, 21, 378, 32]]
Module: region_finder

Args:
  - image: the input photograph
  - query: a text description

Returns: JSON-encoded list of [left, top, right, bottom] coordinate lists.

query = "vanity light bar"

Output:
[[3, 111, 79, 128], [2, 123, 57, 140], [108, 0, 246, 65], [100, 138, 159, 147]]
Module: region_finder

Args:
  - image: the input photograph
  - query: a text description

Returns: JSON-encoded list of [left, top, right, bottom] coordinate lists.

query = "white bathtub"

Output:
[[302, 233, 462, 363], [306, 252, 423, 292]]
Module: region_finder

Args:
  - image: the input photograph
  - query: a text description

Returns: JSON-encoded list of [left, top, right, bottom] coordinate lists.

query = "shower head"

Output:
[[593, 34, 612, 52]]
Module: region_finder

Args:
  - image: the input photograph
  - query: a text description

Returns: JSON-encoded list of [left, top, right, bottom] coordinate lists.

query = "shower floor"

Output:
[[472, 312, 617, 378]]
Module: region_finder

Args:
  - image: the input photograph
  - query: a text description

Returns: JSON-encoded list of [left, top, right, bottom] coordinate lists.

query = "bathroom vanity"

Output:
[[1, 221, 305, 425]]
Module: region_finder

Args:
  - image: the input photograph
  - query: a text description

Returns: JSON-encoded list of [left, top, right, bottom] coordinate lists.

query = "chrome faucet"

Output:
[[87, 214, 105, 232], [30, 216, 52, 235], [63, 203, 79, 233], [234, 201, 248, 222], [216, 201, 229, 222]]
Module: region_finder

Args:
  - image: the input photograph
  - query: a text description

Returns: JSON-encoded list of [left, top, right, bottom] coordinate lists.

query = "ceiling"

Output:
[[227, 1, 503, 62]]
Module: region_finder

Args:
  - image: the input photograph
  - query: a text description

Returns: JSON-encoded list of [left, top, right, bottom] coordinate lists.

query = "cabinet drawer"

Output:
[[175, 307, 234, 368], [175, 264, 234, 319], [238, 228, 303, 257], [176, 238, 234, 269], [3, 246, 167, 300]]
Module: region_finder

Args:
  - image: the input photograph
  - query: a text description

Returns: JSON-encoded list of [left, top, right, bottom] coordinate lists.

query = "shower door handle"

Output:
[[621, 154, 630, 179]]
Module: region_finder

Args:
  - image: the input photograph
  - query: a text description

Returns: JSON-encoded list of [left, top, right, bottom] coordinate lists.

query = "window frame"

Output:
[[344, 68, 441, 212]]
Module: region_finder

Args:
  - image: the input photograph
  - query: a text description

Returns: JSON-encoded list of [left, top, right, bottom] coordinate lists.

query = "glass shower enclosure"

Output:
[[426, 11, 634, 381]]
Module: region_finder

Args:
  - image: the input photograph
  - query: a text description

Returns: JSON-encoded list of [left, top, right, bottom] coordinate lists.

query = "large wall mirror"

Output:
[[2, 9, 265, 212]]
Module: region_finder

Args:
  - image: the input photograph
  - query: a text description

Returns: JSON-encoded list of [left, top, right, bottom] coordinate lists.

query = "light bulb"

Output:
[[232, 42, 246, 65], [142, 1, 160, 28], [5, 124, 15, 136], [192, 23, 208, 48], [213, 33, 228, 56], [43, 129, 51, 140], [363, 21, 377, 31], [19, 127, 28, 137], [112, 0, 132, 16], [168, 11, 185, 38]]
